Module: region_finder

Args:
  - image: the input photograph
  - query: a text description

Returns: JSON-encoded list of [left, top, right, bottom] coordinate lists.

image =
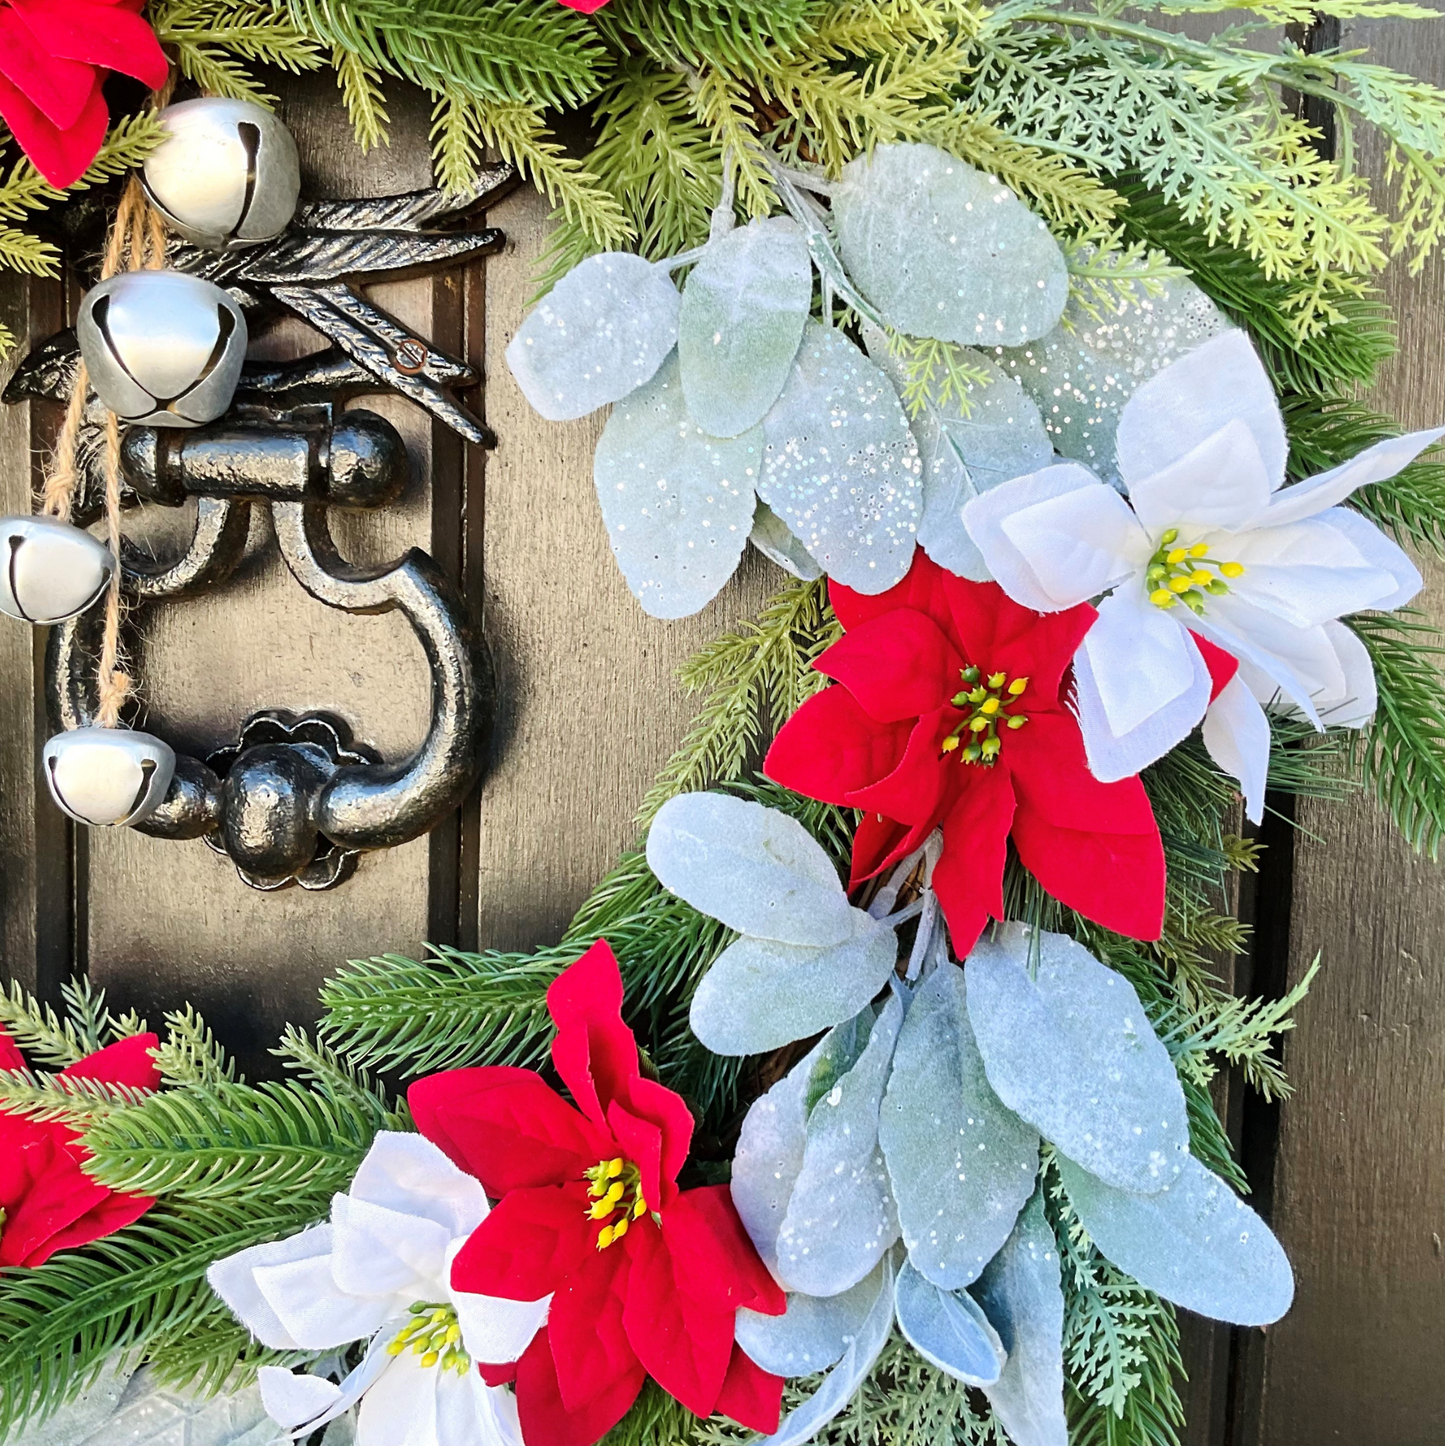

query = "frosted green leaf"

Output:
[[759, 322, 921, 594], [975, 1192, 1068, 1446], [679, 217, 812, 438], [750, 499, 822, 581], [833, 144, 1068, 347], [1056, 1153, 1295, 1326], [506, 252, 680, 421], [594, 352, 759, 619], [866, 327, 1051, 581], [736, 1265, 884, 1377], [997, 275, 1227, 483], [755, 1253, 896, 1446], [879, 964, 1039, 1290], [689, 915, 899, 1056], [965, 927, 1189, 1194], [646, 791, 853, 946], [777, 995, 904, 1296], [731, 1035, 829, 1273], [894, 1260, 1006, 1386]]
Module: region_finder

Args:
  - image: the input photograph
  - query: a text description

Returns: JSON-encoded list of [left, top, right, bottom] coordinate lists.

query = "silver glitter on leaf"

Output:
[[759, 322, 921, 594], [879, 964, 1040, 1290], [975, 1192, 1069, 1446], [777, 995, 904, 1296], [679, 216, 813, 438], [1056, 1153, 1295, 1326], [506, 251, 680, 421], [965, 926, 1189, 1194], [736, 1265, 885, 1377], [750, 499, 822, 580], [894, 1260, 1006, 1387], [647, 791, 854, 946], [833, 144, 1068, 347], [996, 274, 1228, 483], [593, 352, 758, 618]]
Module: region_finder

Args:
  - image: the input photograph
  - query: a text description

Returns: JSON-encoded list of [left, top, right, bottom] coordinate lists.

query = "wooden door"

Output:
[[2, 35, 1444, 1442]]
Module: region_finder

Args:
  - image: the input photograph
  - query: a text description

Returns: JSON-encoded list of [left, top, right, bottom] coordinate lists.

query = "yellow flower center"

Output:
[[941, 667, 1029, 766], [1145, 527, 1245, 615], [387, 1302, 470, 1374], [584, 1156, 649, 1249]]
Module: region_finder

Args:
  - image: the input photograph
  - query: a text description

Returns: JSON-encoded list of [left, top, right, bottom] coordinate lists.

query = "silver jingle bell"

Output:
[[43, 728, 176, 828], [143, 97, 300, 250], [77, 271, 248, 428], [0, 515, 113, 624]]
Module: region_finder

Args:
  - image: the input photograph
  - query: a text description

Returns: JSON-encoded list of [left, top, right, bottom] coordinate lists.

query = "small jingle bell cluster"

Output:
[[1, 99, 300, 830]]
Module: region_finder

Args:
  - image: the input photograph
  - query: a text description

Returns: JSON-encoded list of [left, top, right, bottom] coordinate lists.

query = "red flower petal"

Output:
[[554, 0, 612, 11], [515, 1327, 645, 1446], [409, 1067, 607, 1196], [850, 810, 914, 884], [9, 0, 168, 88], [0, 67, 106, 186], [621, 1075, 693, 1205], [847, 707, 953, 828], [548, 1237, 642, 1412], [61, 1033, 160, 1091], [15, 1180, 153, 1267], [932, 765, 1017, 955], [1012, 811, 1165, 942], [607, 1100, 664, 1218], [0, 1142, 111, 1268], [955, 584, 1095, 705], [828, 551, 952, 633], [0, 7, 92, 127], [1006, 713, 1161, 835], [548, 940, 641, 1129], [1190, 631, 1240, 703], [716, 1344, 785, 1433], [765, 686, 911, 806], [477, 1359, 518, 1387], [818, 609, 963, 722], [449, 1184, 594, 1303], [621, 1211, 735, 1417], [664, 1185, 785, 1316], [0, 1026, 25, 1072]]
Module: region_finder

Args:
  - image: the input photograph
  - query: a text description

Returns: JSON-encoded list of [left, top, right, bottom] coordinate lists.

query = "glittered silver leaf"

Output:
[[1056, 1153, 1294, 1326], [736, 1265, 884, 1377], [646, 791, 854, 946], [894, 1260, 1006, 1387], [689, 917, 900, 1056], [777, 995, 904, 1296], [593, 352, 759, 618], [974, 1192, 1068, 1446], [996, 274, 1227, 483], [754, 1253, 896, 1446], [759, 322, 921, 593], [833, 144, 1068, 348], [505, 252, 680, 421], [879, 964, 1039, 1290], [679, 217, 813, 438], [750, 499, 822, 581], [966, 927, 1189, 1194]]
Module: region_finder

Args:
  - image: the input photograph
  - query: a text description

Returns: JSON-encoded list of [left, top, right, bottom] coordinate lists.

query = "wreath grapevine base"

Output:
[[4, 2, 1445, 1446]]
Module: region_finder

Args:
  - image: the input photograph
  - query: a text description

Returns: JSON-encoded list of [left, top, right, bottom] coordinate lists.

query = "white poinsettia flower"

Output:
[[963, 329, 1444, 820], [208, 1132, 547, 1446]]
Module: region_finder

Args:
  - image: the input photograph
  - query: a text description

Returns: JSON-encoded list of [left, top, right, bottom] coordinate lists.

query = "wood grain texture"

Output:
[[1252, 14, 1445, 1443]]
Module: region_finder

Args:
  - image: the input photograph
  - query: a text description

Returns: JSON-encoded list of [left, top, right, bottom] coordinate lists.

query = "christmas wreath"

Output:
[[4, 3, 1445, 1446]]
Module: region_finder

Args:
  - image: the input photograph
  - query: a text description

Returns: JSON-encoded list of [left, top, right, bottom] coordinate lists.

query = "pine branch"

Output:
[[334, 45, 391, 152], [151, 0, 324, 102]]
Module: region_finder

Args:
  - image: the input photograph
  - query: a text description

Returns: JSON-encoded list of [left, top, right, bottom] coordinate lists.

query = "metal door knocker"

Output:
[[2, 102, 517, 891]]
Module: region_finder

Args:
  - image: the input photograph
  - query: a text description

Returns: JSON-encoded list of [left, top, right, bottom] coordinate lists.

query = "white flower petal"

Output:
[[1261, 427, 1445, 528], [964, 462, 1143, 611], [1115, 330, 1287, 492], [357, 1354, 440, 1446], [1125, 419, 1273, 539], [1317, 620, 1378, 729], [254, 1244, 393, 1351], [470, 1376, 524, 1446], [209, 1224, 335, 1350], [259, 1368, 342, 1431], [1202, 674, 1270, 825], [448, 1242, 550, 1365], [1305, 506, 1423, 612], [347, 1133, 489, 1241], [331, 1194, 456, 1304], [1074, 592, 1212, 779]]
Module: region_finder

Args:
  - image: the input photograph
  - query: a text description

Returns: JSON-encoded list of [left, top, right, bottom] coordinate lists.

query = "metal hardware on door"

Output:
[[4, 167, 519, 891]]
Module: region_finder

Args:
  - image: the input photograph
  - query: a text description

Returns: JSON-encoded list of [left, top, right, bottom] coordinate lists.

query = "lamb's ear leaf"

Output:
[[506, 252, 679, 420], [1056, 1152, 1295, 1326], [894, 1259, 1006, 1386], [736, 1264, 884, 1377], [974, 1191, 1069, 1446], [966, 927, 1190, 1193], [679, 217, 812, 438]]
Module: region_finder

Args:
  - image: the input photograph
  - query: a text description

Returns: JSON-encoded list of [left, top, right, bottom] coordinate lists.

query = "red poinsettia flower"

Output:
[[555, 0, 610, 11], [409, 939, 785, 1446], [764, 551, 1167, 954], [0, 1026, 159, 1266], [0, 0, 168, 188]]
